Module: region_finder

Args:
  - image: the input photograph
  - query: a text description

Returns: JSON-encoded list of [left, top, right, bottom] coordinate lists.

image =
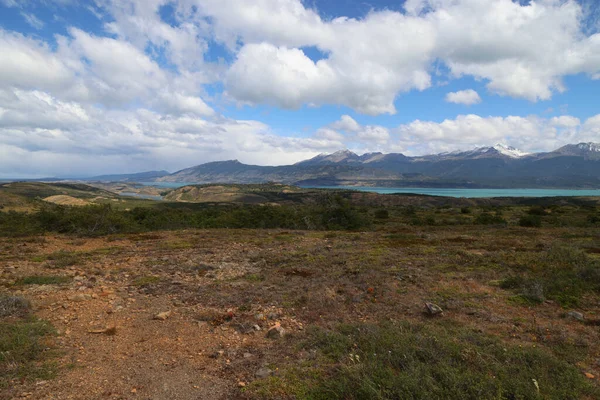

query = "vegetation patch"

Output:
[[0, 296, 31, 318], [248, 321, 598, 400], [132, 275, 161, 286], [0, 317, 57, 389], [45, 250, 82, 268], [15, 276, 71, 286], [500, 246, 600, 307]]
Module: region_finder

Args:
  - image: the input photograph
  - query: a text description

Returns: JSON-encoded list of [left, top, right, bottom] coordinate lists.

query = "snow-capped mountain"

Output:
[[554, 142, 600, 159], [488, 144, 530, 158], [158, 142, 600, 188]]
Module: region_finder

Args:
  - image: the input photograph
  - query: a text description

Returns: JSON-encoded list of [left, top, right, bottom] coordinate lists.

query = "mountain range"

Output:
[[89, 143, 600, 189]]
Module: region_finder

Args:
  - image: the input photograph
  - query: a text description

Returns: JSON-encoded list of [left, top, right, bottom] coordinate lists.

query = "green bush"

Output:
[[0, 199, 373, 238], [374, 209, 389, 219], [528, 206, 549, 216], [475, 212, 506, 225], [519, 215, 542, 227]]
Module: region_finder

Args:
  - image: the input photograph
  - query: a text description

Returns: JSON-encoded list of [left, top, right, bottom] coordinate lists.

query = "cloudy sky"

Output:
[[1, 0, 600, 178]]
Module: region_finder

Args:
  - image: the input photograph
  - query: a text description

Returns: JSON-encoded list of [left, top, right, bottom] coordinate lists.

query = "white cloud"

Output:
[[0, 29, 75, 92], [330, 115, 361, 132], [445, 89, 481, 105], [193, 0, 600, 113], [394, 113, 600, 155], [21, 12, 44, 29]]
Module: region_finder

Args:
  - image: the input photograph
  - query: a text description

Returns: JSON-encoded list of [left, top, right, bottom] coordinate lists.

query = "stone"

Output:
[[153, 311, 171, 320], [266, 324, 285, 339], [567, 311, 584, 321], [70, 294, 91, 302], [424, 302, 443, 316], [585, 372, 595, 379], [88, 326, 117, 335], [255, 367, 273, 379]]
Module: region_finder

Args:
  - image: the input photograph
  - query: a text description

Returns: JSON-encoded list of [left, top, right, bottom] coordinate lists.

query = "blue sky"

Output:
[[0, 0, 600, 177]]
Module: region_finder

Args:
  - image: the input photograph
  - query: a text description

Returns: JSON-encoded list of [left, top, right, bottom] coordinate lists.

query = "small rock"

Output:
[[567, 311, 584, 321], [585, 372, 595, 379], [209, 350, 224, 359], [424, 302, 443, 316], [253, 324, 261, 331], [243, 352, 253, 359], [70, 294, 90, 302], [153, 311, 171, 320], [255, 367, 273, 379], [266, 324, 285, 339], [238, 382, 246, 388], [88, 326, 117, 335]]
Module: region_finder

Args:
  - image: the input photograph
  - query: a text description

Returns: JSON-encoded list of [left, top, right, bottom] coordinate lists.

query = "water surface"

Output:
[[302, 186, 600, 198]]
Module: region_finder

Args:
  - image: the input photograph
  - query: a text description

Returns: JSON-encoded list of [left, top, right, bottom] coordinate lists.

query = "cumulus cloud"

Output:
[[445, 89, 481, 105], [330, 115, 361, 132], [194, 0, 600, 113], [394, 114, 600, 155]]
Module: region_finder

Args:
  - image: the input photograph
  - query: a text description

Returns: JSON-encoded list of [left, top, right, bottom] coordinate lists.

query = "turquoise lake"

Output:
[[304, 186, 600, 198], [140, 182, 600, 198]]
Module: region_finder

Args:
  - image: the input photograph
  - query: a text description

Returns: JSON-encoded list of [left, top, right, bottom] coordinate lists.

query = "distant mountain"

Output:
[[150, 142, 600, 188], [87, 170, 170, 182], [552, 142, 600, 160]]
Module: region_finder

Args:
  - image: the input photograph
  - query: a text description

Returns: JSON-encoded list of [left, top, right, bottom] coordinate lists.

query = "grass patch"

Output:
[[0, 317, 57, 389], [15, 276, 71, 286], [45, 250, 82, 268], [160, 240, 194, 250], [248, 321, 598, 400], [500, 246, 600, 307], [132, 275, 161, 286]]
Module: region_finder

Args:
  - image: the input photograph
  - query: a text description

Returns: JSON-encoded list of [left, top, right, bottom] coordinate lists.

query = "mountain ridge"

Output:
[[149, 142, 600, 189]]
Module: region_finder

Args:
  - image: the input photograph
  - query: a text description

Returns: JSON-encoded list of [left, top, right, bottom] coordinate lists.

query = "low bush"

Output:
[[519, 215, 542, 227], [0, 198, 372, 237], [475, 212, 506, 225], [374, 209, 389, 219]]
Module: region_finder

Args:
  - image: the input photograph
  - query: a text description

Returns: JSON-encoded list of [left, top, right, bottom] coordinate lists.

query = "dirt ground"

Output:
[[1, 227, 600, 399]]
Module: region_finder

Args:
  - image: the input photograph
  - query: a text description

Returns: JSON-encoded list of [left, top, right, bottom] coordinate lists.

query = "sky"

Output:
[[0, 0, 600, 178]]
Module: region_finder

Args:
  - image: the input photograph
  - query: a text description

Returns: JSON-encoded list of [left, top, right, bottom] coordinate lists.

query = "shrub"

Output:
[[528, 206, 549, 216], [519, 215, 542, 227], [374, 209, 389, 219], [475, 212, 506, 225], [0, 296, 31, 318]]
